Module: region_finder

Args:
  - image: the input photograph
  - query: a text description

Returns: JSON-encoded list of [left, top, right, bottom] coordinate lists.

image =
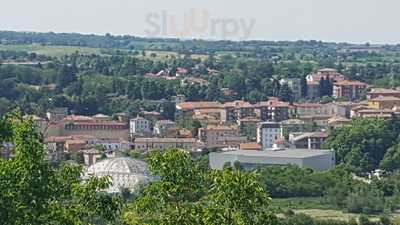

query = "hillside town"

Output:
[[3, 17, 400, 223], [4, 68, 400, 175]]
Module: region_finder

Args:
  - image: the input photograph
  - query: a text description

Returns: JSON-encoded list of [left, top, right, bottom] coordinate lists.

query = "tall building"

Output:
[[333, 80, 367, 100], [175, 98, 289, 123], [198, 125, 247, 148], [306, 68, 346, 99], [257, 122, 283, 150], [129, 117, 151, 137]]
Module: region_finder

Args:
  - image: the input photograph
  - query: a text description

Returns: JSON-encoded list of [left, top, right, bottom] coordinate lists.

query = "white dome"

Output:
[[85, 157, 153, 193]]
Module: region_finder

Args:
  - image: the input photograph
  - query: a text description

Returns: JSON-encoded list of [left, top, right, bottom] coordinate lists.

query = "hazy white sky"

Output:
[[0, 0, 399, 43]]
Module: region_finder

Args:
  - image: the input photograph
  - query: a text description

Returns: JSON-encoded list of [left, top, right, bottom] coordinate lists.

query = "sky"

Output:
[[0, 0, 399, 44]]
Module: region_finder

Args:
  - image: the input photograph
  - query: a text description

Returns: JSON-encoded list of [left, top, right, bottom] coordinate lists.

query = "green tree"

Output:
[[123, 149, 205, 225], [0, 115, 121, 225], [123, 149, 278, 225], [203, 169, 277, 225], [323, 118, 396, 172], [380, 143, 400, 172]]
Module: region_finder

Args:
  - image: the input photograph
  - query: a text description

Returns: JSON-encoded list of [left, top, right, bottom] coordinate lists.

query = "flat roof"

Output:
[[217, 149, 333, 159]]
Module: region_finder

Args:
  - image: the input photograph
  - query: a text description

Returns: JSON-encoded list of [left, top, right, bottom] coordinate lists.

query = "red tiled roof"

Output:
[[240, 142, 261, 150], [177, 102, 221, 110], [334, 80, 367, 86]]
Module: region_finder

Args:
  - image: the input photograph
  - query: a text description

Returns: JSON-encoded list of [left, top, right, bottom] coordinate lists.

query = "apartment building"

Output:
[[129, 117, 151, 137], [57, 115, 129, 140], [306, 68, 346, 99], [257, 122, 283, 150], [333, 80, 367, 100], [176, 98, 289, 123], [306, 68, 345, 83], [198, 125, 247, 148], [368, 96, 400, 110]]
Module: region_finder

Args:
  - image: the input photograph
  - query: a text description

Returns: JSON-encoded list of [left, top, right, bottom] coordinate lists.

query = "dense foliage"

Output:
[[257, 165, 349, 198], [0, 115, 121, 225], [323, 118, 399, 172], [123, 149, 278, 225]]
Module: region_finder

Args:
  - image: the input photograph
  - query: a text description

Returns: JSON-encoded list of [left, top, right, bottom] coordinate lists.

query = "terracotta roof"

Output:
[[176, 102, 221, 110], [240, 142, 261, 151], [71, 122, 126, 126], [334, 80, 367, 86]]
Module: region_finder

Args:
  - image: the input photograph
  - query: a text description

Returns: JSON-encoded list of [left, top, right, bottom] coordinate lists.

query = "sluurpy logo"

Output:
[[145, 9, 256, 40]]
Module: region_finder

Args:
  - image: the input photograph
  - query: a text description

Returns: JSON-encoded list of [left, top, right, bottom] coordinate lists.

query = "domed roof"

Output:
[[85, 157, 153, 193]]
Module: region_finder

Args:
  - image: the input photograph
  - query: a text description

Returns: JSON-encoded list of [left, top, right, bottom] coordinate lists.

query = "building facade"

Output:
[[133, 138, 197, 151], [333, 80, 367, 100], [154, 120, 175, 137], [257, 122, 283, 150], [209, 148, 335, 171], [289, 132, 328, 149], [129, 117, 151, 137], [199, 125, 247, 148]]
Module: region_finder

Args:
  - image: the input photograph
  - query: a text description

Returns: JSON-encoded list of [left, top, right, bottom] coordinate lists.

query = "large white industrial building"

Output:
[[209, 148, 335, 171]]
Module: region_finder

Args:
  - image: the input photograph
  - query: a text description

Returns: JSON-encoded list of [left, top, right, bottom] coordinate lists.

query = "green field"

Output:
[[0, 44, 210, 60], [0, 44, 103, 57], [272, 197, 400, 222]]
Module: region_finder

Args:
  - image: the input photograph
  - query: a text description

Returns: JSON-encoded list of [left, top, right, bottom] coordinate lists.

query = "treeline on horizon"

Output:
[[3, 30, 400, 53]]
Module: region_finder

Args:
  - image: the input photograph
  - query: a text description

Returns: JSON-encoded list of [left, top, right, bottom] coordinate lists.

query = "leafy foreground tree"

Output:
[[123, 149, 278, 225], [0, 115, 121, 225], [323, 118, 397, 172]]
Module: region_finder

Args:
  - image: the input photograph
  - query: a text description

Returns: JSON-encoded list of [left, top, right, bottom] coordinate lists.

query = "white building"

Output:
[[129, 117, 151, 137], [94, 139, 133, 151], [257, 122, 283, 150], [209, 148, 335, 171], [85, 157, 154, 193], [154, 120, 175, 136]]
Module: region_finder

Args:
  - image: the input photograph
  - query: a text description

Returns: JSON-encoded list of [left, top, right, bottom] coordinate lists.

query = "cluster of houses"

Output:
[[4, 68, 400, 172]]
